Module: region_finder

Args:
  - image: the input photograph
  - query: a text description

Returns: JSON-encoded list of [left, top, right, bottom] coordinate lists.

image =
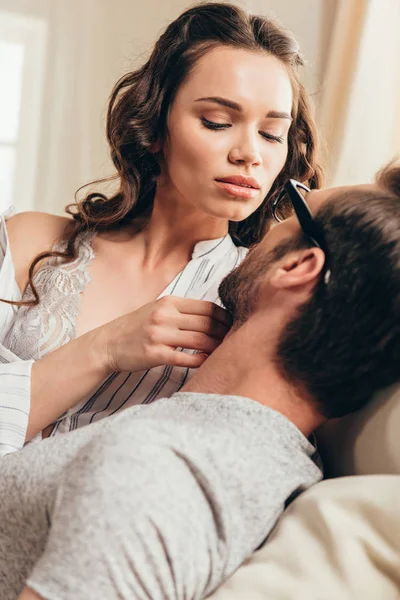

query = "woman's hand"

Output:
[[100, 296, 231, 373]]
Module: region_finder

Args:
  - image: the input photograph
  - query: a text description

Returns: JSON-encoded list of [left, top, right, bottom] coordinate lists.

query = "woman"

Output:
[[0, 2, 322, 455]]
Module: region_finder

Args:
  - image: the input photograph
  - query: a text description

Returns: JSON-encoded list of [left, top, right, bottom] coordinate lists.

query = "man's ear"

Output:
[[270, 247, 326, 289]]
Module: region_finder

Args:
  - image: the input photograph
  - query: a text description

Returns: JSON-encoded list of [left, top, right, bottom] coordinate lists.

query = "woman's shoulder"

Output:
[[5, 210, 71, 238], [5, 211, 72, 294]]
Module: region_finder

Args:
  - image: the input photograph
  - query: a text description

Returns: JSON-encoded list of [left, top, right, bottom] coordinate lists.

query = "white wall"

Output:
[[100, 0, 338, 99], [250, 0, 337, 93]]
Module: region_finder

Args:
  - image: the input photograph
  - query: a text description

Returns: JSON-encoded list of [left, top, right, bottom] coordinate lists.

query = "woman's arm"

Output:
[[0, 328, 109, 452], [20, 294, 230, 443], [28, 326, 110, 441], [0, 211, 73, 454], [1, 213, 111, 448], [1, 213, 110, 448]]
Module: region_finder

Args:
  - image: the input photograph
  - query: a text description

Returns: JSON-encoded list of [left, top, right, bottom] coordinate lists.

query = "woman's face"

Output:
[[158, 45, 293, 223]]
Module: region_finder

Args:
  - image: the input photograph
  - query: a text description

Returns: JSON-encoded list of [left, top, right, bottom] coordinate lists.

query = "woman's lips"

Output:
[[215, 180, 260, 199]]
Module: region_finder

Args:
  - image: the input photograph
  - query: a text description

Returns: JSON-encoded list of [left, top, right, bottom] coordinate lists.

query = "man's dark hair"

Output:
[[277, 162, 400, 418]]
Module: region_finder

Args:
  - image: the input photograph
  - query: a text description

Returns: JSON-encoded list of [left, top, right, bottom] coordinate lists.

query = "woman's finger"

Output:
[[162, 349, 209, 369], [176, 314, 230, 339], [158, 329, 222, 354], [172, 298, 232, 327]]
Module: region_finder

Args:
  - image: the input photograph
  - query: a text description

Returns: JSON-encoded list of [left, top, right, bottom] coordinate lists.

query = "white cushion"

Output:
[[316, 382, 400, 476], [208, 475, 400, 600]]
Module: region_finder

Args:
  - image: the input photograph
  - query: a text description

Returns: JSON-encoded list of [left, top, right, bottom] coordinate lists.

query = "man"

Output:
[[2, 163, 400, 600]]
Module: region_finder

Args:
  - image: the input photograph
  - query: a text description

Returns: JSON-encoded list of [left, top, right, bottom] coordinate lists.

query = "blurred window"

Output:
[[0, 11, 47, 212]]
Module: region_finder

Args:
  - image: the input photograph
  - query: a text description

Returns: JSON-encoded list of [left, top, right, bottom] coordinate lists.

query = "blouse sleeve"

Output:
[[0, 207, 34, 456]]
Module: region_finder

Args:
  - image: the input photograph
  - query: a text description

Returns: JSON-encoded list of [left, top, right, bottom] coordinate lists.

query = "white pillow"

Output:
[[208, 475, 400, 600], [316, 382, 400, 476]]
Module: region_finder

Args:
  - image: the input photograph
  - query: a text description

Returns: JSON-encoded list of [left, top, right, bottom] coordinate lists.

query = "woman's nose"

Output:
[[228, 139, 262, 167]]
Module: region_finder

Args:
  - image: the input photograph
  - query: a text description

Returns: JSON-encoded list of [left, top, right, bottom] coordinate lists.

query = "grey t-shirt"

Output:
[[0, 392, 322, 600]]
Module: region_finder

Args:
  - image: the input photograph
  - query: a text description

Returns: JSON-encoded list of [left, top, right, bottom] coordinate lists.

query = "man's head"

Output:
[[219, 161, 400, 419]]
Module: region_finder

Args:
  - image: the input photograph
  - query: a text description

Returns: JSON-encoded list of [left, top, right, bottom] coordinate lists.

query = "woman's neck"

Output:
[[133, 191, 229, 269]]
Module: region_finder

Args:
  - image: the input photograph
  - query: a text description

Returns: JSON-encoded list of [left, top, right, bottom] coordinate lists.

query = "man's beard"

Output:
[[218, 245, 277, 328]]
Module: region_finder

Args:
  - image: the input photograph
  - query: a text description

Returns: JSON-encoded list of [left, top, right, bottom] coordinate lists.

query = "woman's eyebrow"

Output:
[[195, 96, 292, 121]]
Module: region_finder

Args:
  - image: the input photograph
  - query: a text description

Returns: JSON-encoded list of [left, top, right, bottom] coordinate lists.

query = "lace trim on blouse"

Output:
[[4, 231, 96, 360]]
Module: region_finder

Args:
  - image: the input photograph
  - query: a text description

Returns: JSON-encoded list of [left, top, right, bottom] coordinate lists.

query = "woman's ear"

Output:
[[150, 140, 162, 154], [270, 247, 326, 289]]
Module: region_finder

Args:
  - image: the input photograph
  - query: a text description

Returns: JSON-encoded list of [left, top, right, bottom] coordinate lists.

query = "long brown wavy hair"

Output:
[[6, 2, 323, 307]]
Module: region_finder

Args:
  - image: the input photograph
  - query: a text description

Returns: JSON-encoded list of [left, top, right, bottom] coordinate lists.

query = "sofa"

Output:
[[208, 384, 400, 599]]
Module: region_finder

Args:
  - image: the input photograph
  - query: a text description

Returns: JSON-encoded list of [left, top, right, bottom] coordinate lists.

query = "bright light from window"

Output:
[[0, 38, 25, 210], [0, 10, 46, 212], [0, 41, 25, 144], [0, 146, 15, 210]]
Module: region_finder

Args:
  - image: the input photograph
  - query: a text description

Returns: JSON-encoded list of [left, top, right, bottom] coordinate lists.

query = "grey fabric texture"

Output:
[[0, 392, 322, 600]]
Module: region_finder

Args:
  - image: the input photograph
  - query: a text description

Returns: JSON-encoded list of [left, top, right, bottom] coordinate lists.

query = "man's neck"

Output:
[[182, 316, 323, 437]]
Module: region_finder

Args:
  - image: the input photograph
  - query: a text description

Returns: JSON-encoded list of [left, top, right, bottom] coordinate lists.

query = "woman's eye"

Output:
[[260, 132, 284, 144], [201, 117, 284, 143], [201, 117, 230, 130]]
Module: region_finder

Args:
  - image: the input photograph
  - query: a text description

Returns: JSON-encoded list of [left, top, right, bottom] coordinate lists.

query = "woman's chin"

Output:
[[201, 202, 258, 223]]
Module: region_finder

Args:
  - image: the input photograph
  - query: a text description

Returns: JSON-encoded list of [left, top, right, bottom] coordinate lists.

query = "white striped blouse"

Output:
[[0, 207, 248, 456]]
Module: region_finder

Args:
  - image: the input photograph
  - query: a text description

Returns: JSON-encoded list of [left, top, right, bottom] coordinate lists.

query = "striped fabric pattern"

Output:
[[0, 359, 32, 454]]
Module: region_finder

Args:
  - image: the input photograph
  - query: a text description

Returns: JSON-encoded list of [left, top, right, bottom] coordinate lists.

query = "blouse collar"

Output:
[[191, 234, 238, 260]]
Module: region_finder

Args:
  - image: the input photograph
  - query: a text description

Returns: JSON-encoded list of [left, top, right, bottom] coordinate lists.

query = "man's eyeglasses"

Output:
[[272, 179, 327, 254], [272, 179, 330, 282]]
